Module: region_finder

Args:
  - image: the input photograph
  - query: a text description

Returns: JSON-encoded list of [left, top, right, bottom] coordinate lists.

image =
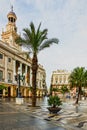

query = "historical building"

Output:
[[0, 7, 47, 97], [51, 70, 70, 88], [51, 69, 71, 96]]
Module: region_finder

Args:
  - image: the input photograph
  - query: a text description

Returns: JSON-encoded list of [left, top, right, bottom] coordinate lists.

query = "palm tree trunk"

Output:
[[79, 86, 82, 100], [75, 87, 81, 104], [32, 53, 38, 107], [75, 96, 79, 104], [75, 88, 79, 104]]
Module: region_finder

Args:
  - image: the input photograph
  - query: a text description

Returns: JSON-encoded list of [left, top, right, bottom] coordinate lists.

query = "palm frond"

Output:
[[39, 38, 59, 51], [36, 22, 41, 37], [15, 22, 59, 55], [69, 67, 87, 88]]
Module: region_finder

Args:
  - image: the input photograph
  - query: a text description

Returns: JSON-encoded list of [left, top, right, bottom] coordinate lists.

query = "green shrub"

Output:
[[0, 84, 6, 90], [48, 95, 62, 108]]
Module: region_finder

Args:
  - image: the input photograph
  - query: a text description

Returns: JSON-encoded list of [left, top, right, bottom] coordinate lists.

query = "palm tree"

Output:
[[69, 67, 87, 104], [16, 22, 59, 107]]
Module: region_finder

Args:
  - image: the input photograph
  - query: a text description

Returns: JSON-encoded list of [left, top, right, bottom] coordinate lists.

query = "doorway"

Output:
[[8, 87, 11, 97]]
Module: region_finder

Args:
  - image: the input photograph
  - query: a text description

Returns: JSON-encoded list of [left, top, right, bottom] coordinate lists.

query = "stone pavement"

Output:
[[8, 98, 87, 130], [0, 98, 65, 130], [1, 98, 87, 130]]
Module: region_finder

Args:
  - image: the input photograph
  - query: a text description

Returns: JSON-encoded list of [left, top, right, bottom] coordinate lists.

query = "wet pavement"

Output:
[[0, 97, 87, 130], [0, 98, 65, 130]]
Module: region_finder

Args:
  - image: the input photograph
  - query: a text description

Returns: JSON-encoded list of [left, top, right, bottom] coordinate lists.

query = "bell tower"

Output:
[[1, 6, 19, 48], [6, 6, 17, 33]]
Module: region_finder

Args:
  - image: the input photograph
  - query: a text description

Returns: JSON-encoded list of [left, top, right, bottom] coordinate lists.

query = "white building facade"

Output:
[[0, 7, 47, 97], [51, 70, 71, 96]]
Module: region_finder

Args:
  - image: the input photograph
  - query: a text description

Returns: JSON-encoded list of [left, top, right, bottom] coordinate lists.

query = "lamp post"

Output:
[[17, 67, 22, 98], [15, 67, 25, 104]]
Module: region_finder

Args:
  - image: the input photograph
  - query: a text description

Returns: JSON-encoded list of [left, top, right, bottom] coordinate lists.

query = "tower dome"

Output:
[[7, 6, 17, 23], [1, 6, 18, 45]]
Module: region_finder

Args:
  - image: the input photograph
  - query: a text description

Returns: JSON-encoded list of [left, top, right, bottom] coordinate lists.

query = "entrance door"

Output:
[[8, 87, 11, 97]]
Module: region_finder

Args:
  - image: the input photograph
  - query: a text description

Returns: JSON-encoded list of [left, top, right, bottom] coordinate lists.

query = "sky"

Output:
[[0, 0, 87, 87]]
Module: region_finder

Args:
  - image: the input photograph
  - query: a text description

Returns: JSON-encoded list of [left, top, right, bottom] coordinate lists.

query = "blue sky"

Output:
[[0, 0, 87, 87]]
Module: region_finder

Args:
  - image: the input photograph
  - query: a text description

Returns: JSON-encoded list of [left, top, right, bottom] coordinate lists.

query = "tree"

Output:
[[16, 22, 59, 107], [0, 84, 6, 90], [60, 85, 69, 101], [68, 67, 87, 104], [60, 85, 69, 95], [52, 87, 59, 95], [0, 84, 7, 97]]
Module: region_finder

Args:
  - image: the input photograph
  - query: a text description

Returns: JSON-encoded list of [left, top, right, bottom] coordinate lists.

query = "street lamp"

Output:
[[17, 67, 21, 97], [15, 67, 25, 98]]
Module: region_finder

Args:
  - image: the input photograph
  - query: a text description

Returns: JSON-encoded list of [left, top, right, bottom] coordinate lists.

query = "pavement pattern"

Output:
[[9, 99, 87, 130], [0, 98, 87, 130], [0, 98, 65, 130]]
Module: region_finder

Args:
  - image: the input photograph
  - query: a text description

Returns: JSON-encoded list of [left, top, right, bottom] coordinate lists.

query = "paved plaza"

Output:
[[0, 98, 65, 130], [0, 97, 87, 130]]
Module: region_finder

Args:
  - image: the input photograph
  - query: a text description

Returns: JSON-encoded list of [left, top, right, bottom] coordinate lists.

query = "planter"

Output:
[[47, 107, 61, 114]]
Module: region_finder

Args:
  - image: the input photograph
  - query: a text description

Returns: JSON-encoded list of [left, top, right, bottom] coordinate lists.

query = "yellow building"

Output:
[[51, 69, 71, 96], [0, 7, 47, 97]]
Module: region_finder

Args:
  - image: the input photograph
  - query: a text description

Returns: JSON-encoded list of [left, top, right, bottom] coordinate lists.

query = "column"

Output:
[[5, 55, 8, 82], [24, 88, 27, 97], [13, 59, 16, 83], [20, 63, 22, 74], [58, 76, 59, 84], [25, 65, 28, 86], [20, 63, 23, 85], [3, 89, 5, 97], [11, 86, 13, 97]]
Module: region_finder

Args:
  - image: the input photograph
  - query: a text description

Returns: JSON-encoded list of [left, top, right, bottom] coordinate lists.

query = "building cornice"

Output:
[[0, 40, 32, 65]]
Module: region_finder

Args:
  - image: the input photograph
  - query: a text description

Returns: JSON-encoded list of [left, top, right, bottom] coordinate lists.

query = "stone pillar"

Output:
[[29, 90, 32, 97], [5, 55, 8, 82], [40, 91, 42, 97], [25, 65, 28, 86], [37, 91, 39, 97], [20, 63, 22, 74], [20, 63, 23, 85], [62, 75, 63, 83], [3, 89, 5, 97], [58, 76, 59, 84], [13, 59, 16, 83], [11, 86, 13, 97], [24, 88, 27, 97]]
